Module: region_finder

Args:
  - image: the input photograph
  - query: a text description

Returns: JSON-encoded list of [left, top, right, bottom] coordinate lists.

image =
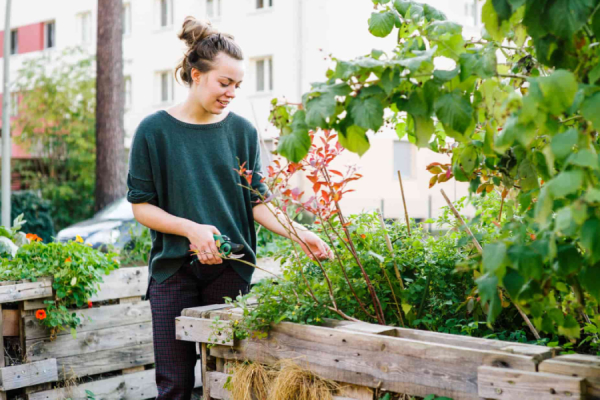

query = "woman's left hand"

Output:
[[295, 230, 334, 261]]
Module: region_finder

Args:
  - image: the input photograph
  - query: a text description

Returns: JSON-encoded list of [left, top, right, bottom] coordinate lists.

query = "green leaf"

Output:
[[423, 4, 447, 20], [277, 130, 311, 163], [305, 93, 336, 128], [558, 314, 580, 339], [476, 273, 502, 323], [503, 269, 525, 299], [434, 91, 473, 134], [492, 0, 512, 21], [581, 92, 600, 129], [338, 125, 371, 156], [584, 188, 600, 203], [397, 46, 437, 72], [459, 50, 497, 81], [593, 6, 600, 40], [536, 70, 578, 115], [581, 218, 600, 263], [369, 11, 397, 38], [569, 149, 599, 170], [581, 263, 600, 302], [483, 242, 507, 273], [70, 327, 77, 339], [412, 115, 435, 148], [517, 158, 539, 192], [350, 97, 384, 132], [459, 145, 478, 175], [482, 0, 504, 41], [555, 244, 583, 276], [433, 67, 460, 82], [551, 129, 578, 160], [546, 0, 594, 40], [535, 186, 554, 225], [548, 170, 584, 198]]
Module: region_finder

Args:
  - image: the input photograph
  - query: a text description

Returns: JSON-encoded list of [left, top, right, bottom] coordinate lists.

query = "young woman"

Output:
[[127, 17, 333, 399]]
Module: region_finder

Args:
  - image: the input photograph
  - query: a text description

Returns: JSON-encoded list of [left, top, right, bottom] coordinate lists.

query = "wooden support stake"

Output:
[[0, 304, 4, 369], [377, 211, 405, 290], [202, 343, 209, 400], [440, 189, 540, 340], [397, 170, 411, 236]]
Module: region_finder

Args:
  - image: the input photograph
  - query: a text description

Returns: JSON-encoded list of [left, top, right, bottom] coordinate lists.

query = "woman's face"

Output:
[[191, 53, 245, 115]]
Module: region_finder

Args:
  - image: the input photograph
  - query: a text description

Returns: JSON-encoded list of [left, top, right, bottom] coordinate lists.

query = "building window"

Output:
[[207, 0, 221, 18], [44, 21, 56, 49], [255, 57, 273, 93], [123, 3, 132, 35], [256, 0, 273, 9], [393, 141, 413, 179], [464, 1, 478, 25], [158, 0, 173, 28], [77, 12, 92, 44], [10, 30, 18, 55], [124, 76, 132, 108], [158, 71, 174, 103]]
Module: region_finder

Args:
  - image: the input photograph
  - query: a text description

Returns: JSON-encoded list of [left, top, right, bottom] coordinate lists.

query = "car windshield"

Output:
[[94, 198, 134, 220]]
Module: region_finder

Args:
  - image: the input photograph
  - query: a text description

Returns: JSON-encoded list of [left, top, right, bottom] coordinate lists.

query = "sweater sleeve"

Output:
[[250, 135, 272, 207], [127, 129, 158, 205]]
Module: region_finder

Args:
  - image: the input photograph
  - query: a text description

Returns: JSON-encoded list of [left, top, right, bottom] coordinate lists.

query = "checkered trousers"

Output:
[[148, 259, 250, 400]]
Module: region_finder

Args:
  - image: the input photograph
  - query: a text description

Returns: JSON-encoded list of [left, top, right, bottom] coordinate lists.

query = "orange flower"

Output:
[[26, 233, 43, 242], [360, 234, 366, 239], [35, 309, 47, 320], [88, 301, 93, 308], [65, 257, 72, 263]]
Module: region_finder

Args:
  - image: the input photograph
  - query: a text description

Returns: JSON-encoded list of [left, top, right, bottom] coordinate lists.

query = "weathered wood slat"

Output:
[[1, 309, 19, 337], [478, 366, 585, 399], [207, 321, 538, 400], [55, 343, 155, 380], [28, 365, 202, 400], [334, 321, 554, 360], [176, 316, 234, 346], [0, 279, 52, 304], [0, 359, 58, 391], [90, 267, 148, 302], [181, 303, 235, 318], [539, 354, 600, 399], [24, 301, 151, 340], [26, 322, 153, 361]]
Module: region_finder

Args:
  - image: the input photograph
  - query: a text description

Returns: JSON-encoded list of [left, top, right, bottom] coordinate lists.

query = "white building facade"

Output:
[[0, 0, 482, 220]]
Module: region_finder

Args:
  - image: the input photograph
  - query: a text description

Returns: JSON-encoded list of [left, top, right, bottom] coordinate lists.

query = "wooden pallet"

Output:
[[176, 304, 600, 400]]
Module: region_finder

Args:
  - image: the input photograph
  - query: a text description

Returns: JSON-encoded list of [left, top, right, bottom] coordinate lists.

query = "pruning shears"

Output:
[[213, 234, 245, 259]]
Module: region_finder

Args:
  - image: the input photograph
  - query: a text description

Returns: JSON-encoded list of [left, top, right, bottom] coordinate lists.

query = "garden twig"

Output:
[[397, 170, 411, 236], [377, 210, 405, 290]]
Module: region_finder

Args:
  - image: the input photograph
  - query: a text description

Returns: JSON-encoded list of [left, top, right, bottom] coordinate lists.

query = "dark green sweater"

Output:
[[126, 110, 271, 294]]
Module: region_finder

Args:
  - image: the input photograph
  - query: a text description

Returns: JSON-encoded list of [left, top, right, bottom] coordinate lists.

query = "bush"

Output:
[[0, 191, 55, 242]]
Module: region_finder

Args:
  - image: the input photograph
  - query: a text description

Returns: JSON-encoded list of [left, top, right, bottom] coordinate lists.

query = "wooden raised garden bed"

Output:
[[176, 304, 600, 400], [0, 266, 202, 400]]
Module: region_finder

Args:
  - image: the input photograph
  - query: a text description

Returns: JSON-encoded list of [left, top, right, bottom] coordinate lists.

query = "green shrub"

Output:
[[0, 191, 55, 243]]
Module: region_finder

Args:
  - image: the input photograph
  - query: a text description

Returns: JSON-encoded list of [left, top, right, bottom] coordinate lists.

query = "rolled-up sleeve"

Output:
[[250, 135, 272, 207], [127, 129, 158, 205]]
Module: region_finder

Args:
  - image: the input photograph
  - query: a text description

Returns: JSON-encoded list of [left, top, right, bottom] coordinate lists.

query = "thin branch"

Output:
[[377, 210, 405, 290], [397, 170, 411, 236], [497, 73, 529, 80]]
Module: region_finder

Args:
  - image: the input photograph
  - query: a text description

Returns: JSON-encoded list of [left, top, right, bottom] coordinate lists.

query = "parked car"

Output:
[[56, 197, 142, 250]]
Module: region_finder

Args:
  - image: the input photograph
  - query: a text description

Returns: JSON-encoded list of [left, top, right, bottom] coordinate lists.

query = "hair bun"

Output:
[[178, 16, 216, 49]]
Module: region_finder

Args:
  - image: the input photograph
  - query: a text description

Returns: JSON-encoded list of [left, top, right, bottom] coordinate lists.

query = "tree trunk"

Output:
[[95, 0, 125, 212]]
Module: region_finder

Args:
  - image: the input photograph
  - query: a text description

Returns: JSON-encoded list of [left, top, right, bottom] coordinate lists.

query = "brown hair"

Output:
[[175, 16, 244, 86]]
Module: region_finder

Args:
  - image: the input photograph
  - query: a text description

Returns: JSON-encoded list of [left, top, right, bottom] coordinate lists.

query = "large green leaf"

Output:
[[582, 92, 600, 129], [535, 186, 554, 225], [483, 242, 507, 273], [277, 130, 311, 163], [338, 125, 370, 156], [476, 273, 503, 323], [545, 0, 594, 39], [492, 0, 512, 21], [569, 149, 600, 170], [551, 129, 578, 160], [548, 170, 584, 198], [369, 11, 397, 38], [350, 96, 384, 132], [558, 314, 580, 339], [536, 70, 578, 115], [517, 158, 539, 192], [593, 5, 600, 39], [305, 92, 337, 128], [434, 91, 473, 134], [581, 263, 600, 302], [396, 46, 437, 72]]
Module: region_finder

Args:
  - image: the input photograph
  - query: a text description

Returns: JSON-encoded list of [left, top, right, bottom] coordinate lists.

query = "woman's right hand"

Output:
[[187, 223, 223, 265]]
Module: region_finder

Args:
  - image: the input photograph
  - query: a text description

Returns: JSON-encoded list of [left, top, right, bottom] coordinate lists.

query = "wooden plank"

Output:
[[0, 279, 52, 304], [119, 296, 142, 304], [122, 366, 145, 374], [539, 354, 600, 399], [0, 305, 4, 369], [0, 359, 58, 390], [478, 366, 585, 399], [23, 298, 51, 311], [176, 316, 234, 346], [24, 301, 151, 340], [202, 343, 209, 400], [332, 321, 555, 360], [336, 322, 398, 337], [55, 342, 154, 380], [181, 303, 234, 319], [29, 365, 202, 400], [89, 267, 148, 302], [26, 322, 153, 362], [1, 309, 19, 337], [207, 321, 538, 400]]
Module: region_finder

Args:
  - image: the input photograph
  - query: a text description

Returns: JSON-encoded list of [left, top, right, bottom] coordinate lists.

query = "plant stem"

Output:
[[397, 170, 411, 236], [440, 189, 483, 253], [379, 262, 405, 327]]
